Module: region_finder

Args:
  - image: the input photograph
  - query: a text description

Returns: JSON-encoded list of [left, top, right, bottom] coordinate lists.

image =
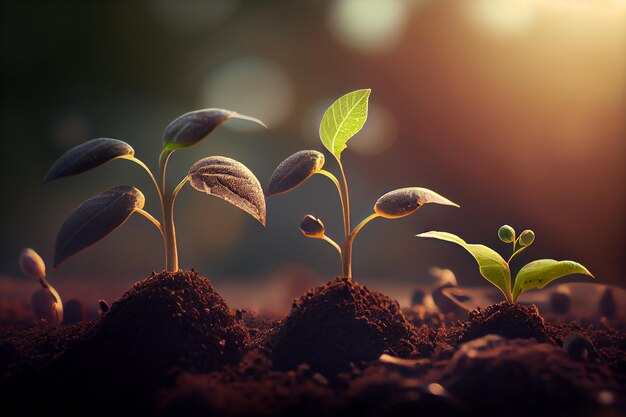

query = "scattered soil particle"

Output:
[[271, 277, 418, 376], [459, 301, 551, 343], [440, 335, 621, 414]]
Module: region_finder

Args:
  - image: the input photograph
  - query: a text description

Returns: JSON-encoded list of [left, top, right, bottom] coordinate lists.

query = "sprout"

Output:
[[44, 109, 267, 272], [266, 89, 458, 279], [498, 225, 515, 243], [417, 225, 593, 303], [18, 248, 63, 326]]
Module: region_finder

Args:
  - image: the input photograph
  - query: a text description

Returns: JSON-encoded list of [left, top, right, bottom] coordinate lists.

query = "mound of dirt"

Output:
[[271, 277, 418, 376], [89, 269, 249, 378], [460, 302, 550, 343]]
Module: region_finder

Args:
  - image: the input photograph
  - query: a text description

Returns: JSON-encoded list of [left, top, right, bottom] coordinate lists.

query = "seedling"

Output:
[[44, 109, 267, 272], [266, 89, 458, 279], [19, 248, 63, 325], [417, 225, 594, 303]]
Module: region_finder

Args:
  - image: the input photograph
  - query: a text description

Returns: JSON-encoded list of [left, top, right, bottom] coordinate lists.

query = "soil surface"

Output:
[[1, 272, 624, 417]]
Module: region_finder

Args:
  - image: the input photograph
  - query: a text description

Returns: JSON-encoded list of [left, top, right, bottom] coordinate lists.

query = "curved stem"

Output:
[[39, 277, 63, 323], [321, 235, 342, 256], [124, 156, 163, 200], [135, 209, 164, 236], [350, 213, 380, 243], [172, 176, 189, 203], [336, 158, 352, 279]]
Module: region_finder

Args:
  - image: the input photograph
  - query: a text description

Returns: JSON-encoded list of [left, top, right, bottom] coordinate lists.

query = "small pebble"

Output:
[[549, 291, 571, 315], [599, 289, 616, 319], [563, 333, 595, 360]]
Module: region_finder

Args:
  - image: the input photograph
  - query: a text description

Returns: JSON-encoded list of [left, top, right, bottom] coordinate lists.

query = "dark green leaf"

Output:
[[163, 109, 266, 151], [54, 186, 145, 267], [374, 187, 459, 219], [265, 150, 325, 196], [188, 156, 266, 225], [43, 138, 134, 184]]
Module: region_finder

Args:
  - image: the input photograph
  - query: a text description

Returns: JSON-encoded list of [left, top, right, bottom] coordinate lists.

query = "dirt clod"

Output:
[[272, 277, 417, 376]]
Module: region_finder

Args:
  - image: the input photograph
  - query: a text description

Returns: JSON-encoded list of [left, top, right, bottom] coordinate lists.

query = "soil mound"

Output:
[[89, 269, 249, 378], [272, 277, 417, 376], [460, 301, 550, 343]]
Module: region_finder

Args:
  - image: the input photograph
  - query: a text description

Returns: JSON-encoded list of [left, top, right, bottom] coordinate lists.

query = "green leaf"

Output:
[[374, 187, 459, 219], [512, 259, 593, 302], [265, 150, 325, 196], [43, 138, 134, 184], [417, 231, 512, 302], [188, 156, 266, 225], [319, 89, 371, 159], [54, 186, 145, 268], [163, 109, 266, 151]]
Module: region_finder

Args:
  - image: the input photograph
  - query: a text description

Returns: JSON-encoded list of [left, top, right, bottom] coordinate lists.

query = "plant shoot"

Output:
[[19, 248, 63, 325], [44, 109, 267, 272], [266, 89, 458, 279], [417, 225, 593, 303]]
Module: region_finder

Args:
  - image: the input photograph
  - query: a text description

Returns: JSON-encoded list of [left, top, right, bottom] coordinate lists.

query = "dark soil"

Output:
[[271, 277, 419, 376], [1, 273, 624, 417]]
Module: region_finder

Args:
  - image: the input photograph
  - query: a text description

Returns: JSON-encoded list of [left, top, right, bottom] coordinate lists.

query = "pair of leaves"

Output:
[[417, 231, 593, 302], [53, 157, 266, 267], [44, 109, 266, 183]]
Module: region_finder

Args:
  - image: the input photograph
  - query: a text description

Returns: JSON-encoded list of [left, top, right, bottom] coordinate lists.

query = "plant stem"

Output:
[[321, 235, 342, 256], [336, 158, 352, 279], [135, 209, 164, 236], [159, 150, 179, 272]]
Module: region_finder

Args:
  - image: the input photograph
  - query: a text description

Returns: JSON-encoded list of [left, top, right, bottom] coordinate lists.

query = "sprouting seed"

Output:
[[19, 248, 63, 326], [266, 89, 458, 279], [44, 109, 267, 272], [417, 225, 593, 303], [497, 225, 515, 243]]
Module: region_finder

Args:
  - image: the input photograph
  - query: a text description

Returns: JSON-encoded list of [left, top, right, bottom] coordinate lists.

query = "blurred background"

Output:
[[1, 0, 624, 313]]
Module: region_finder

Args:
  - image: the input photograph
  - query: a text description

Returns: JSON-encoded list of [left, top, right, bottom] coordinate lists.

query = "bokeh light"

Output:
[[201, 57, 295, 132]]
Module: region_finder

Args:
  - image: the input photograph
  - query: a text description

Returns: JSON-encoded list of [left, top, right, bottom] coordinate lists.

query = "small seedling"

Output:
[[19, 248, 63, 325], [417, 225, 593, 303], [266, 89, 458, 279], [44, 109, 267, 272]]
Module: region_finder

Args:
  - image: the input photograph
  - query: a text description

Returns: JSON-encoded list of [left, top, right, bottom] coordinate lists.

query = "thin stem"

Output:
[[124, 156, 163, 200], [350, 213, 380, 243], [135, 209, 164, 236], [172, 176, 189, 203], [336, 158, 352, 279], [321, 235, 342, 256], [159, 149, 179, 272]]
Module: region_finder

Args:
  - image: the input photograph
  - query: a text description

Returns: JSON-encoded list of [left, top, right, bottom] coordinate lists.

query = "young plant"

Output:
[[19, 248, 63, 325], [266, 89, 458, 279], [417, 225, 594, 303], [44, 109, 267, 272]]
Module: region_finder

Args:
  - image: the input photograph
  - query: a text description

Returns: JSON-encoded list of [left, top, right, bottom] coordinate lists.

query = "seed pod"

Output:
[[519, 229, 535, 246], [374, 187, 459, 219], [19, 248, 46, 279], [498, 225, 515, 243], [266, 151, 325, 196], [299, 215, 325, 238]]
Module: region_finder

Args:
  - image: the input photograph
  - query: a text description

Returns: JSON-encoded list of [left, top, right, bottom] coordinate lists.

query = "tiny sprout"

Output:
[[19, 248, 63, 326], [498, 225, 515, 243], [267, 89, 458, 279], [417, 225, 593, 303], [44, 109, 267, 272], [300, 215, 325, 238]]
